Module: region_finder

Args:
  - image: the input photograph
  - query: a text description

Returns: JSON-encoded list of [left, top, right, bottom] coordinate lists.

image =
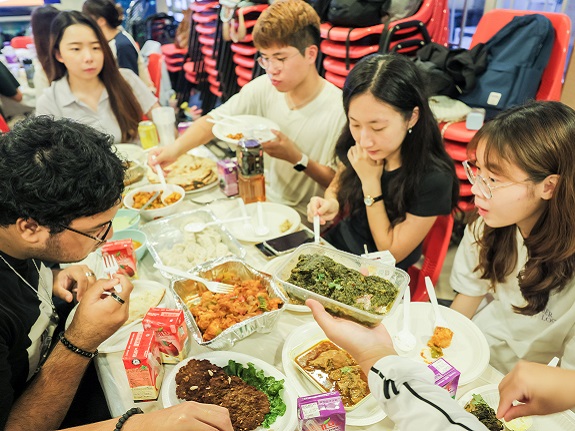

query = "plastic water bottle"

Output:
[[22, 58, 35, 88], [2, 42, 19, 64]]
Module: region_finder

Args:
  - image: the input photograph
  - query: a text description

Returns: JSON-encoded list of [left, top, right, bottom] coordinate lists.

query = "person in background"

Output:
[[35, 11, 159, 143], [0, 115, 233, 431], [307, 298, 575, 430], [307, 53, 458, 270], [31, 4, 61, 98], [450, 101, 575, 374], [82, 0, 153, 89], [149, 0, 346, 217], [0, 61, 33, 121]]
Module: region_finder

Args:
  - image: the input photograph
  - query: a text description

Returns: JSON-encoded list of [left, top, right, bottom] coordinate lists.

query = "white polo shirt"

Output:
[[36, 68, 157, 143]]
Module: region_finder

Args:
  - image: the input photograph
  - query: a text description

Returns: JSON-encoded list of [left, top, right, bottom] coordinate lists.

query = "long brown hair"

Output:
[[47, 11, 142, 142], [31, 5, 60, 76], [469, 101, 575, 315]]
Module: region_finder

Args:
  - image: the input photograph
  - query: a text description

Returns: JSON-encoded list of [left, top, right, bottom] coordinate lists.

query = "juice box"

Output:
[[428, 358, 460, 398], [122, 330, 164, 402], [297, 392, 346, 431], [101, 239, 138, 278], [217, 159, 238, 197], [142, 308, 188, 364]]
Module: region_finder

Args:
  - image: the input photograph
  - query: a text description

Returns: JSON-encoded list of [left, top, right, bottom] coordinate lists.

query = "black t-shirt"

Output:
[[0, 62, 20, 98], [114, 32, 139, 76], [0, 253, 57, 429], [324, 167, 453, 270]]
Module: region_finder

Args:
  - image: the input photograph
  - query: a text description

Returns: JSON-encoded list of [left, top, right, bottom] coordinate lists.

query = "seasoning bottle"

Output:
[[236, 130, 265, 203]]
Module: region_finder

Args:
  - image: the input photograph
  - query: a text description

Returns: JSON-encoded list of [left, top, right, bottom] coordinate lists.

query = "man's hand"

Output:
[[66, 276, 133, 352], [347, 145, 384, 191], [261, 130, 300, 163], [497, 361, 575, 421], [307, 299, 397, 375], [125, 401, 234, 431], [307, 196, 339, 225], [52, 265, 97, 303]]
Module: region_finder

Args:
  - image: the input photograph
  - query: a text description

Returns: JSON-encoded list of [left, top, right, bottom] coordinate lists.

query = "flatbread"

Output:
[[126, 286, 166, 325], [147, 154, 218, 191]]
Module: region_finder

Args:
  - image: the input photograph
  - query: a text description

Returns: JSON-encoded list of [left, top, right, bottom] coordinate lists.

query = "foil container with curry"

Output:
[[170, 258, 288, 350]]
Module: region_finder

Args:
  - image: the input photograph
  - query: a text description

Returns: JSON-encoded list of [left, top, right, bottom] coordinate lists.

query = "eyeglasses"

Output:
[[257, 51, 301, 71], [462, 160, 524, 200], [59, 220, 113, 244]]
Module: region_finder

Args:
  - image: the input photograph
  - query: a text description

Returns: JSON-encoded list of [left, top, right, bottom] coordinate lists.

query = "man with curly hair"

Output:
[[150, 0, 346, 217], [0, 116, 233, 431]]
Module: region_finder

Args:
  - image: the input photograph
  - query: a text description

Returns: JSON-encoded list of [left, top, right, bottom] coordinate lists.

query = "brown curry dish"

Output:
[[294, 340, 370, 409]]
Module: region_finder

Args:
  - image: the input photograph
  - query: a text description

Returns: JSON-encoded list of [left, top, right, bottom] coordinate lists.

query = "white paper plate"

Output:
[[65, 280, 169, 354], [458, 384, 575, 430], [282, 321, 387, 427], [212, 115, 280, 148], [161, 351, 298, 431], [383, 302, 490, 385], [226, 202, 300, 243], [264, 254, 309, 313]]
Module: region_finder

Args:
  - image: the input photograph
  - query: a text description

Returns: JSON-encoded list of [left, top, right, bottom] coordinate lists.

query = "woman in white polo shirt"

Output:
[[36, 11, 159, 143]]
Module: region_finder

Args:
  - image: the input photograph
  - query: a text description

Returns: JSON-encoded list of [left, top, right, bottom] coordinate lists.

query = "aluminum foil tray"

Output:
[[170, 257, 288, 350], [141, 209, 246, 278], [272, 243, 409, 327]]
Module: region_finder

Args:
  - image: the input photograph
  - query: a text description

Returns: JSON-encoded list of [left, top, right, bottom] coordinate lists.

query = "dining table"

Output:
[[91, 144, 506, 430]]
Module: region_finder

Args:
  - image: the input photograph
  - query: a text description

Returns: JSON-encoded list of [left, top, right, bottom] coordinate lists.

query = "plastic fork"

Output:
[[425, 276, 449, 329], [102, 254, 122, 293], [153, 263, 235, 294]]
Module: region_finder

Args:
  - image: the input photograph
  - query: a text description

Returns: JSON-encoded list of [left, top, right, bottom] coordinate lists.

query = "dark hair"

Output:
[[47, 11, 143, 142], [82, 0, 124, 28], [31, 5, 60, 76], [252, 0, 321, 54], [336, 53, 459, 224], [0, 116, 126, 233], [469, 101, 575, 316]]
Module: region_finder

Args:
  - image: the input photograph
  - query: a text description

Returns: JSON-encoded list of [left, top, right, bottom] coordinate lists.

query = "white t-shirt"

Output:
[[209, 75, 346, 216], [450, 219, 575, 373], [35, 68, 157, 143]]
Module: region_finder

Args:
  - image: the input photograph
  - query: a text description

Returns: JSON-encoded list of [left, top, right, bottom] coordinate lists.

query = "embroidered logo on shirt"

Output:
[[541, 308, 556, 323]]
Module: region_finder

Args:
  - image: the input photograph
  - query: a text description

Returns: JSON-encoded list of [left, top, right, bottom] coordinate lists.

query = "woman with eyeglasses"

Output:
[[35, 11, 159, 143], [450, 100, 575, 374], [307, 53, 459, 270]]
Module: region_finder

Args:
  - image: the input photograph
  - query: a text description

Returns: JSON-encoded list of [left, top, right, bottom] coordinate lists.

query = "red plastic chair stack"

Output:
[[442, 9, 571, 213], [0, 113, 9, 134], [408, 214, 454, 302], [319, 0, 449, 89], [228, 4, 268, 88], [191, 1, 221, 97], [10, 36, 33, 49], [147, 52, 163, 98]]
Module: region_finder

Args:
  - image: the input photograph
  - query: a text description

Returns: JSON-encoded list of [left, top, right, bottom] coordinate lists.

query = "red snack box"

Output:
[[122, 330, 164, 401], [428, 358, 460, 398], [142, 308, 189, 364], [101, 239, 137, 278]]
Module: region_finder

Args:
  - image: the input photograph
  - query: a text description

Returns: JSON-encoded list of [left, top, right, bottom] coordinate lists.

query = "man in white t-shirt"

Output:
[[150, 0, 346, 216]]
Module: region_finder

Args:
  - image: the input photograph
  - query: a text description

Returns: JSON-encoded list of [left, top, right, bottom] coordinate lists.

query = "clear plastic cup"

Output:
[[152, 107, 176, 146]]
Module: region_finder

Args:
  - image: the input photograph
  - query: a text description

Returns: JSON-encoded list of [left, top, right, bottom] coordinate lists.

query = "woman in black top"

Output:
[[308, 53, 459, 269]]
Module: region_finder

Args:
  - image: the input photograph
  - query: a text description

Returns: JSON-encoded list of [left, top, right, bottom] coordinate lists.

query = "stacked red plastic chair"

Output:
[[319, 0, 449, 89], [228, 4, 268, 88], [441, 9, 571, 213]]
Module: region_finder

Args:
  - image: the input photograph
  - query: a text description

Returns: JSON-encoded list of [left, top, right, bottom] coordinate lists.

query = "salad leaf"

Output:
[[223, 360, 286, 428]]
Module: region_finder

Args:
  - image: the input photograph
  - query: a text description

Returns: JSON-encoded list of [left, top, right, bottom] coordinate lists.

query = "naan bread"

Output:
[[147, 154, 217, 191], [126, 286, 166, 325]]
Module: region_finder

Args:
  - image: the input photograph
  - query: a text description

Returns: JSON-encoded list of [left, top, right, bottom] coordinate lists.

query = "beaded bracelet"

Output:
[[58, 332, 98, 359], [114, 407, 144, 431]]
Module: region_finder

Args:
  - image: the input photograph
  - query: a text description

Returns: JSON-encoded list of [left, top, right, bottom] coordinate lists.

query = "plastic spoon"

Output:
[[393, 287, 416, 352], [238, 198, 254, 235], [183, 216, 251, 233], [255, 201, 270, 236], [425, 276, 450, 330], [313, 215, 321, 244], [154, 164, 172, 204]]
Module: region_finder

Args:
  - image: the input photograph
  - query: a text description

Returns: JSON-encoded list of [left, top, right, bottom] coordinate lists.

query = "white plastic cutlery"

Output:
[[425, 276, 449, 329], [183, 216, 251, 233], [153, 263, 234, 294], [255, 201, 270, 236], [313, 215, 320, 244], [393, 287, 416, 352]]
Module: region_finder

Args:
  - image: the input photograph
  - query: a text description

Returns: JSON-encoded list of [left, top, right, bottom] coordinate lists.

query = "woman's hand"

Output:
[[347, 144, 384, 192], [307, 299, 397, 375], [147, 145, 180, 170], [307, 196, 339, 225]]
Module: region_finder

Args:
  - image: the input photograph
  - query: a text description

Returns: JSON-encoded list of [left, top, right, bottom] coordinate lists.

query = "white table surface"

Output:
[[93, 145, 505, 430]]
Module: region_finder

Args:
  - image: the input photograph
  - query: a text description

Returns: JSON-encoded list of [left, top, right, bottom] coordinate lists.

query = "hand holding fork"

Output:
[[103, 254, 123, 293]]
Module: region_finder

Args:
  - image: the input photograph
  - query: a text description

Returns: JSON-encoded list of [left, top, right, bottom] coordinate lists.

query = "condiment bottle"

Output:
[[236, 130, 265, 204]]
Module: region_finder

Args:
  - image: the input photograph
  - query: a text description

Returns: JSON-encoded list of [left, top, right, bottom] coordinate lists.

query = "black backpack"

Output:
[[459, 14, 555, 118]]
